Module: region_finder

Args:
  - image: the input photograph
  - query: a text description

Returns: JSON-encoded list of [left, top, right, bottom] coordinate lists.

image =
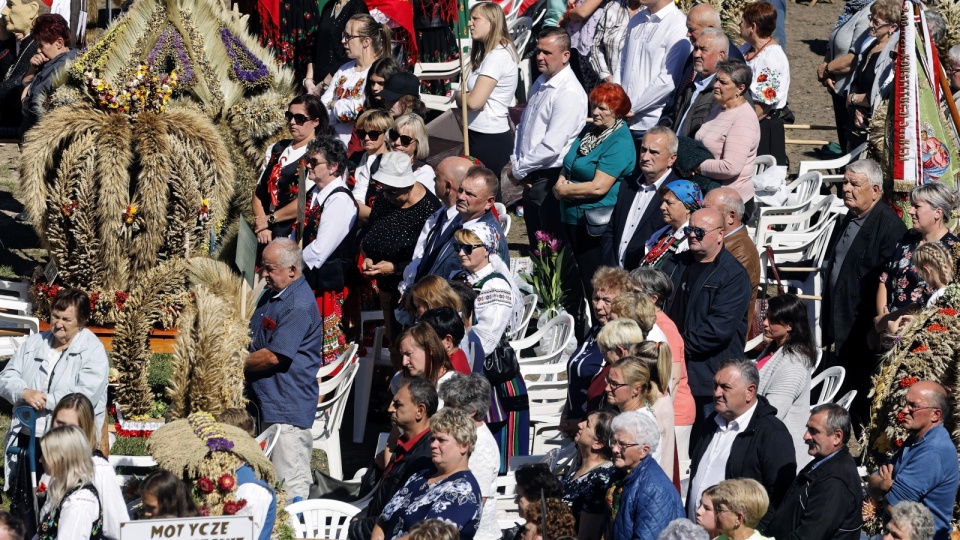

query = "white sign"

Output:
[[120, 515, 253, 540]]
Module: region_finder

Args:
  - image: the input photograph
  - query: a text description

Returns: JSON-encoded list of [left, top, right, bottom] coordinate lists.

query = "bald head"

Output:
[[687, 4, 722, 43], [436, 157, 474, 208], [688, 208, 725, 262], [703, 187, 745, 230]]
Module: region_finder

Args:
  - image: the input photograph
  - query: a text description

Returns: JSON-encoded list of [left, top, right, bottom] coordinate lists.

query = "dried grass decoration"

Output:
[[148, 412, 276, 517], [860, 272, 960, 534]]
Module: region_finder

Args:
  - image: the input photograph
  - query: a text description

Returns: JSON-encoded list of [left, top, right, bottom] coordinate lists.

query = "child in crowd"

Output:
[[138, 470, 199, 519], [912, 241, 955, 307]]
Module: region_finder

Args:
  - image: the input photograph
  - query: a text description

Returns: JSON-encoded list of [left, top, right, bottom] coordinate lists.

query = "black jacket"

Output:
[[687, 396, 797, 527], [348, 430, 434, 540], [762, 447, 864, 540], [600, 171, 673, 269]]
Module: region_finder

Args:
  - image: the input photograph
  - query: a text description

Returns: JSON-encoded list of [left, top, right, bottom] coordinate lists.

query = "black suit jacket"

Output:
[[821, 202, 905, 353], [671, 81, 718, 138], [600, 171, 674, 269], [665, 39, 746, 124]]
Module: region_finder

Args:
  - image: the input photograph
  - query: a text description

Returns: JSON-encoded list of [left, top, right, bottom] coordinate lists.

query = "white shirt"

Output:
[[400, 205, 459, 295], [687, 401, 758, 519], [618, 170, 671, 265], [236, 482, 274, 539], [613, 2, 691, 131], [37, 486, 100, 540], [472, 425, 502, 540], [302, 178, 357, 271], [352, 153, 382, 204], [320, 61, 371, 144], [677, 73, 716, 132], [466, 45, 519, 133], [414, 163, 437, 194], [510, 64, 588, 179]]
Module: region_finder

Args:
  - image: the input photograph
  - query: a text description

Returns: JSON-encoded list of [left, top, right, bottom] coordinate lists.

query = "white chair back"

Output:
[[834, 389, 857, 410], [255, 424, 281, 458], [811, 366, 845, 407], [797, 142, 868, 183], [508, 293, 538, 341], [753, 154, 777, 176], [285, 499, 361, 539]]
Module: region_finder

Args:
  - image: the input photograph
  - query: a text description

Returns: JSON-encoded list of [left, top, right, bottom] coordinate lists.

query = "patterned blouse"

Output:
[[561, 460, 615, 528], [378, 468, 483, 540], [879, 229, 959, 311]]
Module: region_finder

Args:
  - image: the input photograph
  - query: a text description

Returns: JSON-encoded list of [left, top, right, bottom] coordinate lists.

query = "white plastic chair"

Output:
[[353, 319, 391, 443], [797, 142, 868, 184], [255, 424, 281, 458], [312, 358, 361, 480], [811, 366, 845, 407], [753, 154, 777, 176], [509, 313, 575, 383], [525, 380, 567, 454], [754, 193, 836, 247], [285, 499, 361, 539], [507, 293, 538, 341], [494, 202, 512, 236], [834, 389, 857, 410], [317, 343, 358, 379], [508, 16, 534, 94], [0, 312, 39, 357]]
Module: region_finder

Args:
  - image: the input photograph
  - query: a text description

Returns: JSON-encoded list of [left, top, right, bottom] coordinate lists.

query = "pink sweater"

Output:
[[695, 101, 760, 202]]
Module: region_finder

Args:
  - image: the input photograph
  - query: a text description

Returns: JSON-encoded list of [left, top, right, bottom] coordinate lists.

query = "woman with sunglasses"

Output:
[[362, 152, 442, 343], [350, 108, 393, 219], [301, 136, 359, 365], [452, 221, 530, 471], [252, 94, 328, 248], [319, 14, 391, 145], [390, 114, 436, 194], [844, 0, 899, 150], [640, 180, 702, 269]]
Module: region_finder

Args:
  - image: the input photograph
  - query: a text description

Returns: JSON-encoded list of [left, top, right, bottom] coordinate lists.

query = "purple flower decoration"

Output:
[[147, 28, 196, 85], [206, 437, 235, 452], [534, 229, 562, 253], [219, 28, 272, 88]]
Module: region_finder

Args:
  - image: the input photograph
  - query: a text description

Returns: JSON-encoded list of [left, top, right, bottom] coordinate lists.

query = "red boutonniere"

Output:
[[262, 316, 277, 330], [37, 482, 47, 494]]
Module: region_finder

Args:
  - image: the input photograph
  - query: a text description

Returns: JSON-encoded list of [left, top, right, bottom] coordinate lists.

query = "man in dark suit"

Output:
[[821, 158, 905, 422], [601, 126, 676, 269], [670, 28, 730, 138]]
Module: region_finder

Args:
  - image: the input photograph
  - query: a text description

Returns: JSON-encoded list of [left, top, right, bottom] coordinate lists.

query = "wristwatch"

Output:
[[267, 214, 276, 225]]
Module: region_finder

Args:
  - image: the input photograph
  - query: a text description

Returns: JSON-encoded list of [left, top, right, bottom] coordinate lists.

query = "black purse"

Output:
[[583, 205, 614, 237], [484, 335, 521, 385]]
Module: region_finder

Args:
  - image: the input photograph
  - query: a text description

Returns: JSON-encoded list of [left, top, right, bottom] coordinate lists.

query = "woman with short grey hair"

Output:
[[887, 501, 935, 540], [875, 182, 959, 338], [438, 374, 500, 540], [657, 518, 709, 540]]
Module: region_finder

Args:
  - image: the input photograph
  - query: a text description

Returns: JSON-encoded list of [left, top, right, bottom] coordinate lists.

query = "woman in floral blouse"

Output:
[[739, 1, 790, 166]]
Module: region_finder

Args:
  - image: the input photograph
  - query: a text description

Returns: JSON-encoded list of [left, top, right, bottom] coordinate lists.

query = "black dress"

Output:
[[312, 0, 368, 83]]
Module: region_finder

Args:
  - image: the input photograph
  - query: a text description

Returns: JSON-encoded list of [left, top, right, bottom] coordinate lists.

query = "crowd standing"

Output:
[[4, 0, 960, 537]]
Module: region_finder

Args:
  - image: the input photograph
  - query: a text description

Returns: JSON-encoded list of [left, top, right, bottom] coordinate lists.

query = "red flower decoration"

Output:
[[757, 73, 768, 82], [218, 473, 236, 491], [897, 412, 906, 423], [262, 316, 277, 330], [197, 477, 215, 493], [911, 345, 928, 353], [46, 284, 60, 299], [895, 438, 904, 447], [926, 323, 948, 333], [37, 482, 47, 494], [89, 292, 100, 310], [222, 499, 248, 515], [114, 291, 130, 311], [763, 87, 777, 100], [900, 377, 919, 388], [198, 505, 210, 516], [939, 308, 958, 316]]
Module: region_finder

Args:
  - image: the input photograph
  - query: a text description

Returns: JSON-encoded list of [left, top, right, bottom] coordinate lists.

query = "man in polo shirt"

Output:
[[349, 378, 437, 540], [245, 238, 324, 503], [867, 381, 959, 540]]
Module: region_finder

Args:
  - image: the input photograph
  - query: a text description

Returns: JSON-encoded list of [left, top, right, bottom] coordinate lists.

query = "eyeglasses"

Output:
[[388, 129, 416, 146], [285, 111, 313, 125], [453, 242, 485, 255], [307, 158, 328, 169], [608, 439, 641, 450], [903, 401, 940, 413], [683, 225, 723, 240], [605, 377, 629, 392], [379, 184, 409, 197], [342, 32, 364, 41], [868, 15, 895, 26], [357, 129, 383, 140]]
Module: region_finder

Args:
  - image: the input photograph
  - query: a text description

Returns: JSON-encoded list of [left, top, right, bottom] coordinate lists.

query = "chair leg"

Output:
[[328, 433, 343, 480], [353, 357, 374, 444]]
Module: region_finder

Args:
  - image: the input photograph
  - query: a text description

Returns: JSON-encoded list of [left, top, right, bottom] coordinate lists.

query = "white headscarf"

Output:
[[461, 221, 524, 333]]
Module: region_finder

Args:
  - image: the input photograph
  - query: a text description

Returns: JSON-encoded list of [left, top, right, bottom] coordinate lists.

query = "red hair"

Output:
[[589, 83, 632, 118], [742, 2, 777, 39], [32, 14, 70, 45]]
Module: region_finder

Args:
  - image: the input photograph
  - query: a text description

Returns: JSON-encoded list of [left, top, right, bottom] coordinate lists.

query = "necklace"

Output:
[[744, 37, 774, 62]]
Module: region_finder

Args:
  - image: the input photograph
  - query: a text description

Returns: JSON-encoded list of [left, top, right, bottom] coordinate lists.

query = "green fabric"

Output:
[[559, 123, 636, 225]]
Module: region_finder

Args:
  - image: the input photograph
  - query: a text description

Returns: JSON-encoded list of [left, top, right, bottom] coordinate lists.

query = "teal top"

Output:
[[559, 123, 637, 225]]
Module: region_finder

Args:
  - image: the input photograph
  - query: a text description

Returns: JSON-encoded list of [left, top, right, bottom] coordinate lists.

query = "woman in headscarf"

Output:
[[640, 180, 703, 269]]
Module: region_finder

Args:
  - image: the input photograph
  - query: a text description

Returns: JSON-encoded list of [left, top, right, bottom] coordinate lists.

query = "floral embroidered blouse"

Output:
[[740, 43, 790, 110], [320, 60, 370, 144], [879, 229, 959, 311], [378, 468, 483, 540]]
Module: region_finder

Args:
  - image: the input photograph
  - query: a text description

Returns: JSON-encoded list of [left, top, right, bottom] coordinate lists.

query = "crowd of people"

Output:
[[3, 0, 960, 536]]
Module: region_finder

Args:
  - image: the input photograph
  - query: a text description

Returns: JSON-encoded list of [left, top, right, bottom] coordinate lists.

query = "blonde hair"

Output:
[[597, 319, 645, 353], [632, 341, 672, 395], [469, 2, 518, 70], [411, 275, 462, 312], [710, 478, 769, 529], [393, 114, 430, 160], [610, 292, 657, 334], [348, 14, 391, 59], [592, 266, 632, 296], [41, 426, 95, 509], [612, 356, 654, 404], [409, 520, 459, 540], [356, 108, 394, 133], [454, 229, 485, 249], [51, 393, 98, 451], [429, 407, 477, 453], [912, 242, 955, 289]]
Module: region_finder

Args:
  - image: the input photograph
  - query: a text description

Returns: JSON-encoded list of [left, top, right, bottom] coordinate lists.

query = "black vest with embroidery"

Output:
[[303, 186, 360, 291], [254, 139, 301, 239], [38, 483, 103, 540]]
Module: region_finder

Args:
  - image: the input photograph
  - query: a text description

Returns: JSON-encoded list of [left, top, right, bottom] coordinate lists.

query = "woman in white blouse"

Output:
[[458, 2, 519, 199], [36, 426, 103, 540], [739, 1, 790, 165], [316, 14, 391, 144]]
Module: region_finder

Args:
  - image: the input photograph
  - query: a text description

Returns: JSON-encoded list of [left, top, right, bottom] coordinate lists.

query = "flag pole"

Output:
[[459, 0, 470, 155]]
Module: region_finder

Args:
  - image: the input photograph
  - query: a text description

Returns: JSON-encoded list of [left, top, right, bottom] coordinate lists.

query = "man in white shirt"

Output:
[[601, 126, 677, 269], [686, 359, 796, 529], [508, 27, 587, 249], [613, 0, 691, 138]]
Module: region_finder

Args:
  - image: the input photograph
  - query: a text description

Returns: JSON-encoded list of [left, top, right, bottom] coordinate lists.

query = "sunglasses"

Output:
[[454, 242, 485, 255], [307, 158, 328, 169], [285, 111, 313, 125], [682, 225, 723, 241], [357, 129, 384, 140], [377, 183, 410, 197], [388, 129, 416, 146]]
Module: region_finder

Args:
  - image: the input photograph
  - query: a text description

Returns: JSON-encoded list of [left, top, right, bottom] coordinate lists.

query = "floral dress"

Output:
[[879, 230, 959, 311], [279, 0, 319, 80], [378, 468, 483, 540], [561, 460, 614, 529]]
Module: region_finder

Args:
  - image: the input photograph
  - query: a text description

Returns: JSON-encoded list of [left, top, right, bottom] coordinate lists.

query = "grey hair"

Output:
[[950, 44, 960, 68], [645, 126, 679, 154], [925, 10, 946, 43], [402, 377, 440, 416], [715, 59, 753, 91], [889, 501, 935, 540], [845, 158, 884, 188], [610, 410, 660, 454], [910, 182, 960, 220], [810, 403, 852, 443], [629, 268, 673, 310], [270, 238, 303, 270], [718, 358, 760, 388], [697, 27, 729, 54], [657, 518, 709, 540], [394, 113, 430, 160], [438, 373, 491, 421]]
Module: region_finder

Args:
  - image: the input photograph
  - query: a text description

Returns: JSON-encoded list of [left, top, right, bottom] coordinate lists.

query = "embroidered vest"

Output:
[[38, 483, 103, 540], [302, 186, 361, 292], [255, 139, 301, 239]]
